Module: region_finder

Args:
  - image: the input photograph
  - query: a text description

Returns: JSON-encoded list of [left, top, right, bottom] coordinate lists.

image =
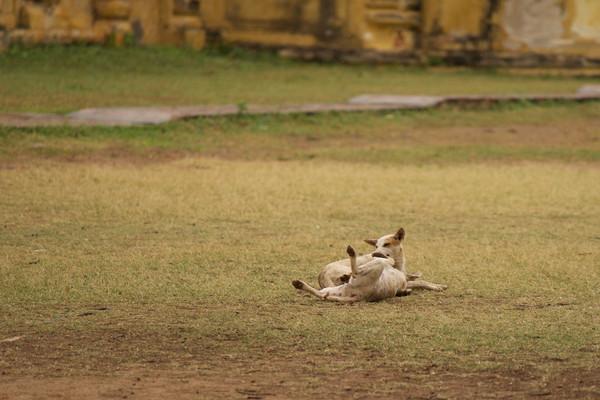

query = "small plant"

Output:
[[237, 101, 248, 115]]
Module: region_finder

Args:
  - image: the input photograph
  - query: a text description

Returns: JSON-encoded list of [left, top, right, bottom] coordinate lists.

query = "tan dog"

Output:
[[318, 228, 447, 293], [292, 244, 408, 303]]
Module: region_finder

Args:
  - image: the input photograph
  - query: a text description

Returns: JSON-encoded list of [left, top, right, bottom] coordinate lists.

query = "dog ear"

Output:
[[364, 239, 377, 247], [394, 228, 405, 241]]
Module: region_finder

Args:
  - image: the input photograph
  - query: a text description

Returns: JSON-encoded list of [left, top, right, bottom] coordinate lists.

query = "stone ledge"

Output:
[[2, 91, 600, 128]]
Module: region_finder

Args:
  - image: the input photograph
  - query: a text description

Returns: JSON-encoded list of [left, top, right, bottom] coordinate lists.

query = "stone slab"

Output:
[[350, 93, 600, 107], [2, 88, 600, 128], [577, 85, 600, 95], [67, 107, 176, 125], [348, 95, 444, 107]]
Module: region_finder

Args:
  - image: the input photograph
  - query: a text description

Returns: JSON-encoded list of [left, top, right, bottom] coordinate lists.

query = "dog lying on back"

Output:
[[292, 244, 408, 303], [318, 228, 447, 293]]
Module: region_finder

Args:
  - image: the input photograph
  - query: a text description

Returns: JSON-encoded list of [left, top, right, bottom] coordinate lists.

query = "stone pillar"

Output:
[[93, 0, 133, 45]]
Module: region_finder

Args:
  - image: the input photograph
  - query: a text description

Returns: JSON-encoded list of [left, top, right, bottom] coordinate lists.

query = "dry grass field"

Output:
[[1, 47, 599, 399]]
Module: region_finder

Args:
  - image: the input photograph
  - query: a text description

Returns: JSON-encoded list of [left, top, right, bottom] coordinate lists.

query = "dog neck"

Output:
[[392, 247, 406, 273]]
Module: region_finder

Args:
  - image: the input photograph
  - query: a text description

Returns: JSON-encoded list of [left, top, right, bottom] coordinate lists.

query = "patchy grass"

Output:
[[2, 159, 599, 365], [1, 102, 599, 165], [1, 97, 599, 397], [1, 45, 599, 113]]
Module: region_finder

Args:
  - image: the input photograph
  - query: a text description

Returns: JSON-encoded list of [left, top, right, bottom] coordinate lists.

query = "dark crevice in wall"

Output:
[[482, 0, 500, 51], [316, 0, 339, 42]]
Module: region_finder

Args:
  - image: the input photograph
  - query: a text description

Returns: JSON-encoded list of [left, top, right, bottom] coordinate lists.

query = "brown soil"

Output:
[[2, 361, 598, 399], [0, 146, 194, 170], [1, 327, 598, 400]]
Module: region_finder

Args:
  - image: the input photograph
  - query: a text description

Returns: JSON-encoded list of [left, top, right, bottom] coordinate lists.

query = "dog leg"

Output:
[[293, 281, 357, 303], [324, 294, 359, 304], [292, 280, 326, 299], [347, 245, 358, 277], [349, 259, 387, 293], [396, 288, 413, 297], [407, 272, 422, 281], [407, 279, 448, 291]]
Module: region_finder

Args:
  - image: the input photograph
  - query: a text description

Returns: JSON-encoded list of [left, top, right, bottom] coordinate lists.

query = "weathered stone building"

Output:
[[1, 0, 600, 66]]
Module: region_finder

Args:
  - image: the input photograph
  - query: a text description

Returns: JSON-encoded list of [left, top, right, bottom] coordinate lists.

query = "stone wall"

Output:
[[422, 0, 600, 66], [0, 0, 205, 49], [1, 0, 600, 67]]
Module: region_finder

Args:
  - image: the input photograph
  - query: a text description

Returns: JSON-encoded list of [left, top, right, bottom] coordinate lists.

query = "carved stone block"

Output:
[[94, 0, 130, 20]]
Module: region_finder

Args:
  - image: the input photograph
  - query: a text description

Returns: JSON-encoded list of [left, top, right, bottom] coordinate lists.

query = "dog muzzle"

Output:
[[371, 252, 388, 259]]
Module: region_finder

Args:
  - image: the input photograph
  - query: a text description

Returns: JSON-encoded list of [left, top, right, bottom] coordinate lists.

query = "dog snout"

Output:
[[372, 252, 388, 258]]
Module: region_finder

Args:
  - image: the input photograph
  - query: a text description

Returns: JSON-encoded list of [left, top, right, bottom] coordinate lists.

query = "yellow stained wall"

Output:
[[0, 0, 420, 53], [208, 0, 322, 48], [493, 0, 600, 58], [421, 0, 600, 62], [2, 0, 600, 65], [0, 0, 17, 31], [0, 0, 205, 48], [570, 0, 600, 40], [354, 0, 421, 52], [206, 0, 422, 53], [422, 0, 490, 52], [423, 0, 489, 37]]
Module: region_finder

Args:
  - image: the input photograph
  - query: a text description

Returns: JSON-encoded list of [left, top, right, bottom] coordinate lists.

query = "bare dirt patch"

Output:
[[2, 360, 598, 399], [1, 322, 598, 399], [5, 121, 589, 169], [2, 105, 600, 168], [0, 145, 193, 170]]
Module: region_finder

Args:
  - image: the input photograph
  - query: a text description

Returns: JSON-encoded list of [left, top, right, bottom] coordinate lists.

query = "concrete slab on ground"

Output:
[[68, 108, 176, 125], [2, 90, 600, 128], [577, 85, 600, 95], [348, 95, 444, 107]]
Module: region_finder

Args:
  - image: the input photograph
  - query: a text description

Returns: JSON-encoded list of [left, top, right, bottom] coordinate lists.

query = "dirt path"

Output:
[[2, 364, 599, 399], [1, 327, 598, 400]]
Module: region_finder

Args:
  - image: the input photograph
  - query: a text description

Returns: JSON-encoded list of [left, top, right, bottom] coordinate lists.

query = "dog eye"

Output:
[[383, 243, 390, 247]]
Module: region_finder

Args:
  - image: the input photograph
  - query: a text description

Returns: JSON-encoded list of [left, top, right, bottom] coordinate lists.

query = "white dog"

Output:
[[292, 244, 408, 303], [318, 228, 447, 293]]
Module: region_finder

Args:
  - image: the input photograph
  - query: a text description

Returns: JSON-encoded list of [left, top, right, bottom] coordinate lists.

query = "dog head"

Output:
[[364, 228, 405, 258]]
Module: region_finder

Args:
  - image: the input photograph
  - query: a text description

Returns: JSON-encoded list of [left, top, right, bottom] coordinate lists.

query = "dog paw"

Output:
[[292, 280, 304, 289], [434, 284, 448, 291], [346, 245, 356, 257], [396, 289, 412, 297]]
